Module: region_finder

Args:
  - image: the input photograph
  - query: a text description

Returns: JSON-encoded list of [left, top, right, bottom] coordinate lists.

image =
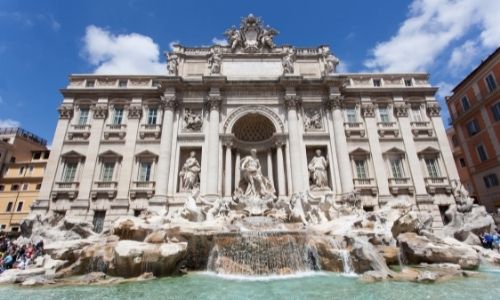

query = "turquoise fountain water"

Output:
[[1, 268, 499, 300]]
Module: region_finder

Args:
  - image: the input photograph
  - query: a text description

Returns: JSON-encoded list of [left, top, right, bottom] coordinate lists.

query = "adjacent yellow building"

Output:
[[0, 127, 49, 232]]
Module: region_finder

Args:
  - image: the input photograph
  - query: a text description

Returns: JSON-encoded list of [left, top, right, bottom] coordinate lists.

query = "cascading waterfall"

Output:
[[207, 231, 320, 276], [329, 238, 355, 276]]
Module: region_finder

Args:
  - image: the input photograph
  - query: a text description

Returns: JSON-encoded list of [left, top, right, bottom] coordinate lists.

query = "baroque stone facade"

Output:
[[32, 15, 461, 231]]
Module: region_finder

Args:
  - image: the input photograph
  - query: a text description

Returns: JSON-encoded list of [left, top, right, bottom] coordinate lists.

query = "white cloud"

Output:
[[168, 40, 179, 51], [211, 37, 228, 46], [0, 95, 4, 104], [82, 25, 166, 75], [436, 81, 454, 99], [364, 0, 500, 72], [447, 40, 479, 71], [337, 61, 349, 73], [0, 119, 20, 128]]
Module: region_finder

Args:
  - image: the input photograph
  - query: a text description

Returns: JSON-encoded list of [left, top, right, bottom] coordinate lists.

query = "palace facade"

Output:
[[32, 15, 461, 231]]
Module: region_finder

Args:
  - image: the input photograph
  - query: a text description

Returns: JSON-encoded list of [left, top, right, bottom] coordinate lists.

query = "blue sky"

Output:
[[0, 0, 499, 143]]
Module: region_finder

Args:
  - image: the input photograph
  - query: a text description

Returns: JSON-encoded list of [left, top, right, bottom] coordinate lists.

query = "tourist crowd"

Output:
[[480, 232, 500, 250], [0, 233, 44, 273]]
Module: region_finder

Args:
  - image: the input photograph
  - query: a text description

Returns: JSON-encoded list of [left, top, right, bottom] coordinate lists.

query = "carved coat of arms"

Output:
[[224, 14, 278, 52]]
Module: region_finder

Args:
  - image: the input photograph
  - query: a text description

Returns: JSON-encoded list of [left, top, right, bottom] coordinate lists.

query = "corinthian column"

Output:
[[206, 95, 222, 196], [151, 93, 177, 206], [284, 95, 305, 193], [224, 140, 233, 197], [275, 138, 287, 196], [328, 93, 354, 193]]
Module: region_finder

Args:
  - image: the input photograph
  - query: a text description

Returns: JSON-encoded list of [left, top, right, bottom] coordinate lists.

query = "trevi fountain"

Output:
[[1, 15, 499, 300]]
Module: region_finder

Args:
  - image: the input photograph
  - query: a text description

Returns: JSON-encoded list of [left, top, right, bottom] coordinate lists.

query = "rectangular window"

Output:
[[62, 162, 78, 182], [410, 107, 423, 122], [486, 74, 497, 93], [36, 183, 41, 190], [78, 108, 89, 125], [461, 96, 470, 111], [85, 80, 95, 87], [390, 159, 405, 178], [483, 174, 499, 188], [466, 119, 480, 136], [16, 202, 23, 212], [373, 79, 381, 87], [0, 185, 4, 191], [112, 107, 124, 125], [101, 162, 115, 182], [147, 107, 158, 125], [22, 183, 28, 191], [28, 165, 34, 175], [379, 107, 390, 123], [492, 102, 500, 121], [459, 158, 466, 168], [476, 145, 488, 162], [355, 159, 368, 179], [138, 162, 152, 181], [6, 202, 13, 212], [11, 184, 19, 191], [404, 79, 412, 87], [346, 107, 357, 123], [19, 166, 24, 175], [425, 158, 441, 178], [118, 80, 127, 87]]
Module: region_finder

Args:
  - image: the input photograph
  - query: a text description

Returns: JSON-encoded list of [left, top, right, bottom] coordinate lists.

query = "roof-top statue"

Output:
[[224, 14, 279, 53]]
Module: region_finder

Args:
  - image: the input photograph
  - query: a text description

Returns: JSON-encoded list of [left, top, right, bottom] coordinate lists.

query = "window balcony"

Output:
[[424, 177, 452, 194], [103, 124, 127, 140], [410, 121, 433, 137], [130, 181, 155, 199], [51, 181, 79, 200], [353, 178, 377, 195], [377, 122, 399, 138], [139, 124, 161, 140], [91, 181, 118, 199], [388, 177, 414, 195], [344, 122, 366, 138], [67, 124, 91, 141]]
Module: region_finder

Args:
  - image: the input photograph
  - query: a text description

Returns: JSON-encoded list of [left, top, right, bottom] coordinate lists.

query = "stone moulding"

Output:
[[223, 105, 284, 134]]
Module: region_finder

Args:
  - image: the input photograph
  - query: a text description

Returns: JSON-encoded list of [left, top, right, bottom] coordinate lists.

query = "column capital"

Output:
[[274, 135, 286, 147], [92, 103, 108, 119], [284, 95, 301, 110], [160, 95, 178, 111], [324, 95, 344, 110], [361, 103, 376, 118], [206, 95, 222, 111], [222, 135, 234, 147], [426, 103, 441, 117], [58, 103, 74, 119], [127, 104, 143, 119], [394, 103, 409, 118]]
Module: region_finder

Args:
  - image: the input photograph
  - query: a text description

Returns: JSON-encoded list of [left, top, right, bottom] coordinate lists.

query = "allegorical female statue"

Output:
[[308, 149, 330, 190], [179, 151, 201, 192], [237, 149, 275, 199]]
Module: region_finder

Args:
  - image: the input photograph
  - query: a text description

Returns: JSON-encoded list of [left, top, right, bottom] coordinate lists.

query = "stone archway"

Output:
[[223, 105, 284, 135]]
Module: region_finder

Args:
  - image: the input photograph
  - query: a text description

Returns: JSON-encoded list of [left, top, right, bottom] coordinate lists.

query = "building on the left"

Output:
[[0, 127, 50, 233]]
